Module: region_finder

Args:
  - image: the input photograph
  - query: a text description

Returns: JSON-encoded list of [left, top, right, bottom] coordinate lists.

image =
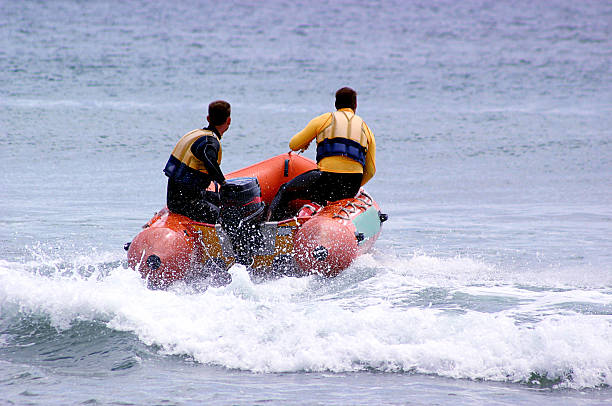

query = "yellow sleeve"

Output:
[[289, 113, 332, 151], [361, 123, 376, 186]]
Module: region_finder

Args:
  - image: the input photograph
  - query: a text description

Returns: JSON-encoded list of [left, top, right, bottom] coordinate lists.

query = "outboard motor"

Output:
[[219, 177, 265, 265]]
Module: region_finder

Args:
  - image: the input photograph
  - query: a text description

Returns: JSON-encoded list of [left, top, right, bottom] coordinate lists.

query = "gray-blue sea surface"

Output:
[[1, 0, 611, 405]]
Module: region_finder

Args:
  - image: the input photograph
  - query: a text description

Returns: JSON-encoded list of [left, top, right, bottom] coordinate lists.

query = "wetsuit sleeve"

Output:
[[361, 123, 376, 186], [289, 113, 332, 151], [191, 136, 225, 184]]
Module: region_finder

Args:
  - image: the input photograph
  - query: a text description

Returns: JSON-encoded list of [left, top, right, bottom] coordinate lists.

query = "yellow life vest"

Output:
[[316, 111, 368, 166], [170, 129, 221, 173], [164, 129, 222, 187]]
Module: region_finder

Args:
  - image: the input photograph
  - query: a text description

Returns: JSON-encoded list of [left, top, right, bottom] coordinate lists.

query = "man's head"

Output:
[[207, 100, 231, 134], [335, 87, 357, 111]]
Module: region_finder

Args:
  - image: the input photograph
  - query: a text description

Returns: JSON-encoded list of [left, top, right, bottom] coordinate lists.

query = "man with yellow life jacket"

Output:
[[163, 100, 231, 223], [267, 87, 376, 221]]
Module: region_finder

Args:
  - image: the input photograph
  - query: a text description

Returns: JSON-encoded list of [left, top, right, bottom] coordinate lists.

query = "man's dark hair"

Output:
[[335, 87, 357, 110], [208, 100, 231, 126]]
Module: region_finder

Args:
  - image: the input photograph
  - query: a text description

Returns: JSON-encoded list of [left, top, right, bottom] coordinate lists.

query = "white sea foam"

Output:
[[0, 253, 611, 389]]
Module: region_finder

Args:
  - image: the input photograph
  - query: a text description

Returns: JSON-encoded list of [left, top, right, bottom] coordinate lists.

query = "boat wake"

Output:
[[1, 246, 611, 390]]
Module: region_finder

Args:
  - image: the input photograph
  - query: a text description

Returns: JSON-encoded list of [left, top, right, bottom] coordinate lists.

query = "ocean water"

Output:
[[1, 0, 611, 404]]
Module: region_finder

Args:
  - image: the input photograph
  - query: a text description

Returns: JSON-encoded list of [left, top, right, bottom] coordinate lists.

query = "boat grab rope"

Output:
[[301, 203, 322, 215], [356, 190, 373, 205], [333, 192, 373, 220]]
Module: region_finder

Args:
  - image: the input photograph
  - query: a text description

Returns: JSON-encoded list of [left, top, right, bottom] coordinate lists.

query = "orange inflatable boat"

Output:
[[126, 153, 387, 289]]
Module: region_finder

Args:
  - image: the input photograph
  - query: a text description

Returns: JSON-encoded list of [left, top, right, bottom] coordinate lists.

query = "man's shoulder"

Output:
[[185, 128, 219, 141], [311, 112, 333, 130], [193, 132, 220, 146], [178, 128, 207, 141]]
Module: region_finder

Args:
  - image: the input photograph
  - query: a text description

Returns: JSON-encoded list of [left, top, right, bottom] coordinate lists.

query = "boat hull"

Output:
[[126, 153, 386, 288]]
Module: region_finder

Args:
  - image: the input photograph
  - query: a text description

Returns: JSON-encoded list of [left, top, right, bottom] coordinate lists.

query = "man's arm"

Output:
[[191, 136, 225, 184], [289, 113, 332, 151], [361, 123, 376, 186]]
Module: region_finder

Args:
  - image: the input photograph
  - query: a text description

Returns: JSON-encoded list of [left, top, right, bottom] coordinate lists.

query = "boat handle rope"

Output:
[[357, 190, 373, 204], [301, 203, 321, 214], [333, 212, 350, 220], [354, 198, 371, 208], [333, 190, 375, 220], [334, 203, 355, 220], [334, 201, 360, 220]]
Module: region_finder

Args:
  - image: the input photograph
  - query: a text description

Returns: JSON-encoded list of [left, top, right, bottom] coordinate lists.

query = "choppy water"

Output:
[[1, 0, 611, 405]]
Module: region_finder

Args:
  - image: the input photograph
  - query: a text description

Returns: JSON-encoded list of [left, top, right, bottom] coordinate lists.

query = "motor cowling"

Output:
[[220, 177, 265, 224], [219, 177, 265, 265]]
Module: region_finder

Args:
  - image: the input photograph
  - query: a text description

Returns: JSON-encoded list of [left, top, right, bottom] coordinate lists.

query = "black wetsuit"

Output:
[[165, 126, 225, 222], [267, 170, 362, 221]]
